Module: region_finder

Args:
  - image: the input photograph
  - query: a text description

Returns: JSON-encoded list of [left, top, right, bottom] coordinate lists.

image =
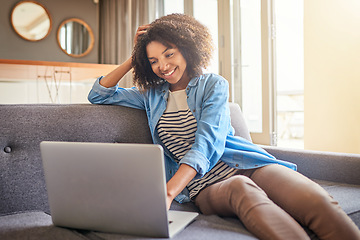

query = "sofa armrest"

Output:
[[261, 145, 360, 185]]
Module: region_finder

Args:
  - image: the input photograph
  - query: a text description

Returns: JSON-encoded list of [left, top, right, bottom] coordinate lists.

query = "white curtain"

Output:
[[99, 0, 163, 87]]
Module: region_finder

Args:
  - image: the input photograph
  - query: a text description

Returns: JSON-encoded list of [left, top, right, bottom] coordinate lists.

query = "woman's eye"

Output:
[[166, 53, 174, 58], [150, 60, 157, 65]]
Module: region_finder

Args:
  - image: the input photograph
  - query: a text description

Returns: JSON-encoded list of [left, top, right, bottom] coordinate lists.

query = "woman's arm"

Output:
[[98, 58, 132, 88], [88, 25, 151, 108], [166, 164, 197, 210]]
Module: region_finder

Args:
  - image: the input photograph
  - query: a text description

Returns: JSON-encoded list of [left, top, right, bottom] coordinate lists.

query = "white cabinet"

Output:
[[0, 59, 118, 104]]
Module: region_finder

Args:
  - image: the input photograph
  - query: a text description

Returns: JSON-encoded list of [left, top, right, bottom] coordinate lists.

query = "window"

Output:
[[193, 0, 219, 74], [161, 0, 304, 147], [164, 0, 184, 14], [232, 0, 263, 133]]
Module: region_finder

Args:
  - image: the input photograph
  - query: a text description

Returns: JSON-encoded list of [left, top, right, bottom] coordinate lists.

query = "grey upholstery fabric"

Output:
[[262, 145, 360, 185], [0, 103, 359, 240], [0, 104, 152, 215], [229, 103, 252, 141], [316, 180, 360, 214], [0, 212, 85, 240]]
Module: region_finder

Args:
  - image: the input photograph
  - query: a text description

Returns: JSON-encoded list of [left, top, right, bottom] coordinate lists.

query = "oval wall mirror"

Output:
[[57, 18, 95, 58], [11, 1, 52, 41]]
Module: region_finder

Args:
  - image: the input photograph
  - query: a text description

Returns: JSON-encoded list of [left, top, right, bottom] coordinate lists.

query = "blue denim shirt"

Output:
[[88, 73, 297, 203]]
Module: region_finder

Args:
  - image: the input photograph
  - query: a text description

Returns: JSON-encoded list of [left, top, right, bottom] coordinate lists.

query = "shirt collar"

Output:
[[157, 75, 200, 93], [187, 76, 200, 87]]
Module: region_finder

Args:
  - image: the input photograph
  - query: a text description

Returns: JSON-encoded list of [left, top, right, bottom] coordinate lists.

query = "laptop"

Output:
[[40, 141, 198, 238]]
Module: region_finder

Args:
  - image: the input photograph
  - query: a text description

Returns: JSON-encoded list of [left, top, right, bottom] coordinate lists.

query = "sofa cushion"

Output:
[[0, 178, 358, 240], [0, 211, 86, 240], [82, 178, 360, 240], [315, 179, 360, 228], [229, 103, 252, 141]]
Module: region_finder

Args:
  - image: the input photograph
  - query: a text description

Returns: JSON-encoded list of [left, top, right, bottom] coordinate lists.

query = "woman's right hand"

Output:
[[134, 24, 150, 46]]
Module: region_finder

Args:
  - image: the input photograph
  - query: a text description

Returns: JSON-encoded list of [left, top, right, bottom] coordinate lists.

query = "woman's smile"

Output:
[[162, 68, 176, 77]]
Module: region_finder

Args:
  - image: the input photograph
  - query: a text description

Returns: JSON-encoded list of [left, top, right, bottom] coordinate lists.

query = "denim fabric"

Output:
[[88, 73, 296, 203]]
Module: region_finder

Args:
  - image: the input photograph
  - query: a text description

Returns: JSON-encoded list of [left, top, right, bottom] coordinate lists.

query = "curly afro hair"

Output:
[[132, 14, 214, 90]]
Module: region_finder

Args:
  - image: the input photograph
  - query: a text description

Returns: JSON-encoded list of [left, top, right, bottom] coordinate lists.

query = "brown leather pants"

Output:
[[194, 164, 360, 240]]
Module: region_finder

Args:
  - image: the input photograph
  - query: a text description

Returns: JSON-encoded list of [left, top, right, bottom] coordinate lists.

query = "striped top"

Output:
[[156, 90, 238, 199]]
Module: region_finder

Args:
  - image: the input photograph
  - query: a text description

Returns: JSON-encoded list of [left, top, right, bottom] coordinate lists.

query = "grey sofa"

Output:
[[1, 103, 359, 240]]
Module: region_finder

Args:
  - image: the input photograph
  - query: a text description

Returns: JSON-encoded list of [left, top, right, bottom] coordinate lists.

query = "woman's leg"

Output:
[[194, 175, 310, 240], [250, 164, 360, 240]]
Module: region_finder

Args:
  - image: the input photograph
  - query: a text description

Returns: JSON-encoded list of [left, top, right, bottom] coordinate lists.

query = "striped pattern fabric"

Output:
[[187, 161, 238, 198], [157, 90, 237, 199], [157, 109, 197, 160]]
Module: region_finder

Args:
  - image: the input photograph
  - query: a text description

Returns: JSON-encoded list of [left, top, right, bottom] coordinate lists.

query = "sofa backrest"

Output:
[[0, 103, 251, 215], [229, 103, 252, 141], [0, 104, 152, 215]]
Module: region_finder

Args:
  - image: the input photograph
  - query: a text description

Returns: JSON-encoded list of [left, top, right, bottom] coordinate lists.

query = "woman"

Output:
[[88, 14, 360, 240]]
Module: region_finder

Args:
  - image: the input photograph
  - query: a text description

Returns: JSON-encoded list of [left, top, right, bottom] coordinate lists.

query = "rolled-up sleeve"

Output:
[[88, 77, 146, 110]]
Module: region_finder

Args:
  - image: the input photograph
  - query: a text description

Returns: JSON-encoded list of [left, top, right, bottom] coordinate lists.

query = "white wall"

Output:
[[304, 0, 360, 154]]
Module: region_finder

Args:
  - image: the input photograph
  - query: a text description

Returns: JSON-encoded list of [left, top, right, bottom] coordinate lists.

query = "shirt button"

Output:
[[187, 87, 190, 91], [193, 109, 196, 112], [162, 90, 166, 93], [235, 164, 239, 167]]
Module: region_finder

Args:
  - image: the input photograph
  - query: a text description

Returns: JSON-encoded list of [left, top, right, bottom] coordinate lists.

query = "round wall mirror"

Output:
[[57, 18, 95, 58], [11, 1, 52, 41]]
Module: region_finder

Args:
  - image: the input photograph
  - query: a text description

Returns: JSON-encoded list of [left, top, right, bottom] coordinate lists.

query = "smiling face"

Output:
[[146, 41, 190, 91]]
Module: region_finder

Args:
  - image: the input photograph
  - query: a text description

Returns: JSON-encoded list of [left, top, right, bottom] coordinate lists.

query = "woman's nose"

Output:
[[159, 60, 169, 71]]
